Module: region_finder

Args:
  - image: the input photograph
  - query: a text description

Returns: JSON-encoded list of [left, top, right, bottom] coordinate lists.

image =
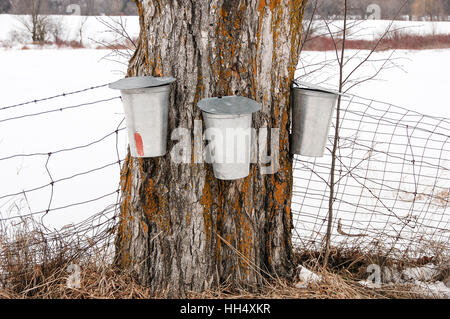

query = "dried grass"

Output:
[[0, 216, 150, 299], [0, 217, 446, 299], [303, 33, 450, 51], [189, 270, 424, 299]]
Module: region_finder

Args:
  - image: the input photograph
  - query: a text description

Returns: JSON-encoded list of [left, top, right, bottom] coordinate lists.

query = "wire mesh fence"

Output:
[[0, 84, 448, 262], [292, 94, 450, 260]]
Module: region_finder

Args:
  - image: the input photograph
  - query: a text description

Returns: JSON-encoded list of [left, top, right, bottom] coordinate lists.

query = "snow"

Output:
[[0, 15, 448, 297], [358, 263, 450, 298], [402, 264, 440, 282], [1, 15, 449, 48], [295, 265, 322, 288], [296, 49, 450, 118], [0, 14, 140, 48], [413, 281, 450, 298]]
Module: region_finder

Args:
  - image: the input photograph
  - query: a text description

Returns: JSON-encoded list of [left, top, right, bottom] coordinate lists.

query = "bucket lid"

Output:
[[292, 80, 346, 97], [109, 76, 176, 90], [198, 96, 261, 115]]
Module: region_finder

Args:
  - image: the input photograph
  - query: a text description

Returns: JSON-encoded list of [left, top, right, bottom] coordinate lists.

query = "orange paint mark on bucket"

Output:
[[134, 132, 144, 156]]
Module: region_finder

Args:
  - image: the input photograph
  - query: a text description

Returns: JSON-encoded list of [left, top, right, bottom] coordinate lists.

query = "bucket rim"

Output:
[[120, 85, 172, 94], [201, 110, 252, 119], [292, 87, 339, 98], [198, 95, 261, 115], [109, 76, 176, 90], [292, 80, 346, 97]]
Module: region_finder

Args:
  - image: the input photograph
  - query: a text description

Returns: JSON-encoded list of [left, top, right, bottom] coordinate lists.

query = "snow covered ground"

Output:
[[0, 49, 128, 230], [296, 49, 450, 117]]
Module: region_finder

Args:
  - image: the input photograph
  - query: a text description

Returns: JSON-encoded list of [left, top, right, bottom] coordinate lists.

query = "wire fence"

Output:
[[0, 84, 125, 254], [292, 94, 450, 260], [0, 84, 449, 262]]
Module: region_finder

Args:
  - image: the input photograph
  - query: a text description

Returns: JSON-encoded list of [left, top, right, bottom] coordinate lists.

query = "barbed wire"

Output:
[[0, 83, 111, 112], [0, 84, 125, 261]]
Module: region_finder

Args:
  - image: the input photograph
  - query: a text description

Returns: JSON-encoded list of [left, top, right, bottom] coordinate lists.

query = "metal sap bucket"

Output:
[[109, 76, 176, 158], [291, 84, 339, 157], [198, 96, 261, 180]]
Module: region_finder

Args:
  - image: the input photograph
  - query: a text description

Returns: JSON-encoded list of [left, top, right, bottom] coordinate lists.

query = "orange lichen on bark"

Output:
[[256, 0, 265, 53], [269, 0, 282, 12], [133, 0, 151, 75], [143, 178, 157, 218], [274, 181, 287, 209], [214, 2, 247, 93], [186, 210, 191, 225], [223, 178, 254, 276], [214, 181, 226, 262], [115, 155, 134, 267], [200, 176, 212, 210], [141, 220, 148, 233], [241, 175, 252, 213], [200, 173, 213, 240], [258, 0, 266, 13], [288, 0, 306, 77], [140, 175, 171, 234], [238, 219, 253, 275], [154, 53, 163, 77], [285, 204, 291, 222], [271, 2, 282, 52]]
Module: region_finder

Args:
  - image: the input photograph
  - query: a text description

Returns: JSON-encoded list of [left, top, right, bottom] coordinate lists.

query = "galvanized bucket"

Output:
[[109, 76, 176, 158], [291, 86, 338, 157], [198, 96, 261, 180]]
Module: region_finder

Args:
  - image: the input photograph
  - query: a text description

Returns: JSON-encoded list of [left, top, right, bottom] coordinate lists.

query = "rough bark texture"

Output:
[[115, 0, 306, 296]]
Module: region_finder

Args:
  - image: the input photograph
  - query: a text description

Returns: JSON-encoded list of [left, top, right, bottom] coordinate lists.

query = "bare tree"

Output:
[[412, 0, 446, 21], [13, 0, 67, 44], [16, 0, 48, 43], [78, 16, 88, 46], [295, 0, 409, 268], [92, 16, 137, 68], [0, 0, 12, 13], [308, 0, 409, 268]]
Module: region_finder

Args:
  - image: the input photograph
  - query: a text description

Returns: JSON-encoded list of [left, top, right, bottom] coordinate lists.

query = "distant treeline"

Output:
[[0, 0, 138, 15], [1, 0, 450, 20], [306, 0, 450, 21]]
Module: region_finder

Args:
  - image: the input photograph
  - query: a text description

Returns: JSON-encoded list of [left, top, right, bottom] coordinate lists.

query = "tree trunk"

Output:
[[115, 0, 306, 296]]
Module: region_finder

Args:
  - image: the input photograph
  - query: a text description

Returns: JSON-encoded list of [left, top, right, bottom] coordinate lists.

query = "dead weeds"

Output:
[[0, 218, 446, 299]]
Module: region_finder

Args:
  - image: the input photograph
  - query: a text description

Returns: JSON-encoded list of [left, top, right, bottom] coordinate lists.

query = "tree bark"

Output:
[[115, 0, 306, 296]]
